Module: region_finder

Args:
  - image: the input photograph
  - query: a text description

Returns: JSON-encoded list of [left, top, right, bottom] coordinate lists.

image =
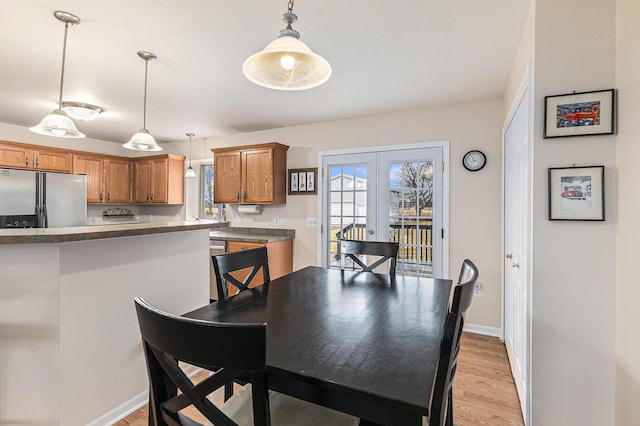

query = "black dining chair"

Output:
[[134, 297, 358, 426], [428, 259, 478, 426], [339, 239, 400, 277], [213, 246, 270, 301]]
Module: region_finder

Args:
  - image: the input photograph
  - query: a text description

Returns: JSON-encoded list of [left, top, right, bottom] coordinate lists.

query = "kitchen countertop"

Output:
[[209, 227, 295, 244], [0, 220, 229, 244]]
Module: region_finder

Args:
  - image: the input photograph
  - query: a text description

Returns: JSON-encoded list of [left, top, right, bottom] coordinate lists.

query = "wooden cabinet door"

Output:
[[0, 143, 32, 169], [242, 148, 273, 203], [226, 241, 265, 295], [105, 158, 131, 203], [150, 158, 168, 203], [73, 154, 105, 203], [33, 148, 71, 173], [214, 151, 242, 203], [133, 160, 151, 203]]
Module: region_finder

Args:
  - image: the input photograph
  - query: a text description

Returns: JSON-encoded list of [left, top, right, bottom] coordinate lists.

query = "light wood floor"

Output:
[[115, 332, 524, 426]]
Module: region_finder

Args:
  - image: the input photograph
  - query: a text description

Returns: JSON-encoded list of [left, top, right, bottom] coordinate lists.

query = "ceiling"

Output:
[[0, 0, 531, 145]]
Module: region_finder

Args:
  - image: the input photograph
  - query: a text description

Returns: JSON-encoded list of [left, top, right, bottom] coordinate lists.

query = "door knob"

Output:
[[368, 229, 374, 235], [505, 253, 513, 259]]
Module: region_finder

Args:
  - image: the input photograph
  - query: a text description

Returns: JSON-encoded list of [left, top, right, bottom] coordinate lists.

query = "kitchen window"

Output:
[[201, 164, 224, 220]]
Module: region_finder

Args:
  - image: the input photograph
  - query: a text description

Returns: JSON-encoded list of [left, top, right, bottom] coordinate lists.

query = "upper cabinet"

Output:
[[72, 154, 132, 204], [212, 142, 288, 204], [0, 141, 71, 173], [133, 154, 185, 204]]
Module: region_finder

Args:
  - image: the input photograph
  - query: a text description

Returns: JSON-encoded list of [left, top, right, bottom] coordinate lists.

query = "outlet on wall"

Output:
[[234, 216, 242, 225], [474, 281, 482, 296]]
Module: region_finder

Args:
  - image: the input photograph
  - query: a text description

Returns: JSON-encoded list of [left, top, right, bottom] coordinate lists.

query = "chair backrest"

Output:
[[339, 239, 400, 277], [453, 259, 478, 314], [429, 261, 478, 426], [134, 297, 270, 426], [213, 246, 271, 300]]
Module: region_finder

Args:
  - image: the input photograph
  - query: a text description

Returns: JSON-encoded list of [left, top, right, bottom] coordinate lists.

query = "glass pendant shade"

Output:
[[243, 35, 331, 91], [29, 109, 85, 138], [185, 166, 197, 178], [123, 128, 162, 151]]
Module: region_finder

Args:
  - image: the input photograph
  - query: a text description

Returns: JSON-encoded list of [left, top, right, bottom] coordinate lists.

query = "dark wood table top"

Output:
[[185, 266, 452, 425]]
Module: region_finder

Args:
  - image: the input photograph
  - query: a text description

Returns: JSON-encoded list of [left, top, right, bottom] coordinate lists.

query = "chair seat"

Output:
[[214, 384, 359, 426]]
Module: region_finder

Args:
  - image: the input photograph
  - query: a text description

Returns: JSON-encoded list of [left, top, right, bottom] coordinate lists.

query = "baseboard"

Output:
[[87, 390, 148, 426], [88, 365, 202, 425], [464, 324, 502, 338]]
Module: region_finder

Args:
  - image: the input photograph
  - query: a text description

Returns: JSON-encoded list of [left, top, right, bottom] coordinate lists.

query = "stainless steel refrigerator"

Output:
[[0, 168, 87, 228]]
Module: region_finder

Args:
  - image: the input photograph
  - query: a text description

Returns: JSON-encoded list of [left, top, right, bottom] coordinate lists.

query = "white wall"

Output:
[[194, 99, 505, 330], [525, 0, 616, 423], [615, 0, 640, 424]]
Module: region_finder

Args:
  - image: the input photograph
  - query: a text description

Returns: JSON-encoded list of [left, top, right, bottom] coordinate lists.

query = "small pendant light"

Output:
[[124, 51, 162, 151], [185, 133, 197, 178], [30, 11, 85, 138], [242, 0, 331, 91]]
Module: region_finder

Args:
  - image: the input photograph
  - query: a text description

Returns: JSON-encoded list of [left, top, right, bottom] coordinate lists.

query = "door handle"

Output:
[[512, 263, 519, 268], [368, 229, 374, 235]]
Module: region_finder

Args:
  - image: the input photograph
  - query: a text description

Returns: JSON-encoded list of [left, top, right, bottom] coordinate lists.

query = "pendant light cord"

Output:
[[287, 0, 294, 13], [143, 58, 149, 129], [58, 22, 70, 110]]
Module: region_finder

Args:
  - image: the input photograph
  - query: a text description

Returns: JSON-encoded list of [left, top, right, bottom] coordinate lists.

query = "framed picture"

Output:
[[544, 89, 614, 138], [288, 168, 318, 195], [548, 166, 604, 221]]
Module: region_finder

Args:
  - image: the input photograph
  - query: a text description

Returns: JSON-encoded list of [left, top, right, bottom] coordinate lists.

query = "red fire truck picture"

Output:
[[556, 102, 600, 128]]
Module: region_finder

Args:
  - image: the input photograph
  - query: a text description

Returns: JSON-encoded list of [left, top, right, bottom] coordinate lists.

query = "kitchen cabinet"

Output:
[[72, 154, 132, 204], [212, 142, 288, 204], [0, 141, 71, 172], [218, 239, 293, 298], [133, 154, 185, 204]]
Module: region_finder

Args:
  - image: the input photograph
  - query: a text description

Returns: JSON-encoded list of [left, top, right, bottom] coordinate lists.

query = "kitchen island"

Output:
[[0, 220, 228, 425]]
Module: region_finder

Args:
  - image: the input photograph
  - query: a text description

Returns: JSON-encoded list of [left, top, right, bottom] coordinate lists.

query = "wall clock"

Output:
[[462, 150, 486, 172]]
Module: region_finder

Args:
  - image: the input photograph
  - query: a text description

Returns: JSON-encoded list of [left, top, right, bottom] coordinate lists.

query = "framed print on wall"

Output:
[[548, 165, 604, 221], [288, 168, 318, 195], [544, 89, 614, 138]]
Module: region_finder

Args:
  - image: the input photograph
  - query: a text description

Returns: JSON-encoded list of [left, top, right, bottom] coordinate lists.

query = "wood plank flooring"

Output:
[[115, 332, 524, 426]]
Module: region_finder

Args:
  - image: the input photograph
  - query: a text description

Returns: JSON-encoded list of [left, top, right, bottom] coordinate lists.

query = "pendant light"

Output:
[[30, 11, 85, 138], [242, 0, 331, 91], [124, 51, 162, 151], [185, 133, 197, 178]]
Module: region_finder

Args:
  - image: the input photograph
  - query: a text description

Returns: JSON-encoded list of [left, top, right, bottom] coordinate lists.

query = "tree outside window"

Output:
[[201, 164, 223, 219]]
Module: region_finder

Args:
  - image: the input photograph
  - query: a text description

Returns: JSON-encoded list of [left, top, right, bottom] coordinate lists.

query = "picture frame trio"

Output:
[[543, 89, 613, 221]]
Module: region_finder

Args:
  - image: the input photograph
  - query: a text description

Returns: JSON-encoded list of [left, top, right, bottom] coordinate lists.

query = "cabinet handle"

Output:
[[150, 193, 154, 201], [242, 191, 246, 201], [100, 192, 104, 201], [107, 193, 110, 202], [236, 191, 240, 201], [36, 158, 39, 168], [25, 156, 29, 167], [146, 194, 149, 202]]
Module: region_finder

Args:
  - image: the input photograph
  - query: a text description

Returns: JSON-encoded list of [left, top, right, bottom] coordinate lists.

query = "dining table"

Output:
[[184, 266, 452, 426]]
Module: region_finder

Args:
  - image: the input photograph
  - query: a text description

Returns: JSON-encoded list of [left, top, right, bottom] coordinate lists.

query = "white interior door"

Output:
[[504, 84, 531, 422], [321, 145, 445, 278]]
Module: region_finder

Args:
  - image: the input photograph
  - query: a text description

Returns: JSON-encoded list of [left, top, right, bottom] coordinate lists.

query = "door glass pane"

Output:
[[388, 160, 434, 277], [328, 164, 369, 268]]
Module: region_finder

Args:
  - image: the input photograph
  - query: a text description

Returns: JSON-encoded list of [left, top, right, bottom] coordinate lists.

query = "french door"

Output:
[[320, 144, 446, 278]]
